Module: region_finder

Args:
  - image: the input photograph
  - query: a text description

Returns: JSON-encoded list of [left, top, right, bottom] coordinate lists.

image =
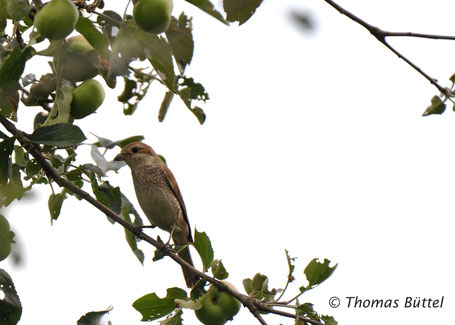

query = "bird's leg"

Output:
[[166, 224, 176, 245], [159, 224, 176, 257]]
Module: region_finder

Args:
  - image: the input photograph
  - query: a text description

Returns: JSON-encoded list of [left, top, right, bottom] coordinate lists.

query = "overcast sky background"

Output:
[[2, 0, 455, 324]]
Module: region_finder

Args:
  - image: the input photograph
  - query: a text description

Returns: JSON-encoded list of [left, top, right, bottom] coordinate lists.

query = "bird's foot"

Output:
[[153, 237, 173, 261], [131, 224, 156, 237]]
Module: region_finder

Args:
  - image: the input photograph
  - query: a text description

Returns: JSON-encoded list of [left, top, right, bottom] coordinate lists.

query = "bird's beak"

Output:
[[114, 154, 125, 162]]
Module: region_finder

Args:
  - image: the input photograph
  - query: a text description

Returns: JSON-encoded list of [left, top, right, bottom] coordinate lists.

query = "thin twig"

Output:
[[0, 116, 327, 325], [14, 22, 25, 50], [322, 0, 452, 98], [385, 31, 455, 41], [283, 289, 306, 305], [259, 302, 326, 325]]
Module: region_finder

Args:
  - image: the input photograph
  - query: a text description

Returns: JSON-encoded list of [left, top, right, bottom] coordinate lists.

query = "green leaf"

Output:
[[178, 76, 209, 101], [166, 287, 188, 299], [184, 0, 227, 24], [118, 75, 152, 115], [211, 259, 228, 280], [42, 84, 73, 126], [223, 0, 263, 25], [0, 268, 22, 324], [193, 229, 214, 272], [243, 273, 276, 302], [0, 47, 34, 119], [76, 17, 110, 54], [176, 76, 208, 124], [62, 149, 76, 172], [50, 154, 63, 169], [132, 288, 187, 321], [97, 181, 122, 215], [88, 171, 118, 216], [126, 22, 176, 91], [422, 96, 446, 116], [90, 134, 143, 151], [242, 278, 252, 295], [121, 195, 145, 264], [165, 13, 194, 74], [65, 168, 82, 182], [0, 137, 15, 185], [13, 146, 26, 165], [0, 164, 29, 207], [77, 307, 112, 325], [107, 26, 135, 78], [33, 112, 48, 130], [158, 91, 174, 122], [0, 46, 30, 88], [48, 192, 65, 222], [116, 135, 145, 148], [29, 123, 86, 147], [190, 279, 206, 301], [296, 303, 319, 324], [285, 249, 296, 283], [321, 315, 338, 325], [303, 258, 337, 290], [5, 0, 30, 21], [117, 78, 137, 103], [178, 89, 206, 124], [25, 159, 41, 178], [251, 273, 268, 292]]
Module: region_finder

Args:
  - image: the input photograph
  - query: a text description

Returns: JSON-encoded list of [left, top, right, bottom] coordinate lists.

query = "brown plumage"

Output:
[[114, 142, 198, 287]]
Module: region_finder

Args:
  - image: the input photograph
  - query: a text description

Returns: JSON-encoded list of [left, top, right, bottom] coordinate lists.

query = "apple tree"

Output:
[[0, 0, 338, 324]]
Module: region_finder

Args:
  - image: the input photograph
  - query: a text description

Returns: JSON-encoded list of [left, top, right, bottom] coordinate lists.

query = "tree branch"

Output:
[[384, 31, 455, 41], [0, 116, 325, 325], [322, 0, 452, 98]]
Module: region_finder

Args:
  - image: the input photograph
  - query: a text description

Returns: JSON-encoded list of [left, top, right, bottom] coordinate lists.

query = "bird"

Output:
[[114, 142, 198, 288]]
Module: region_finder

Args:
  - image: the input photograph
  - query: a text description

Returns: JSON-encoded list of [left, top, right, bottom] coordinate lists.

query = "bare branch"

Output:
[[322, 0, 452, 98], [384, 31, 455, 41]]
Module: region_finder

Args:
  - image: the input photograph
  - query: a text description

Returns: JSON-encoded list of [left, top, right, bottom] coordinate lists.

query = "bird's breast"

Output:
[[132, 167, 180, 232]]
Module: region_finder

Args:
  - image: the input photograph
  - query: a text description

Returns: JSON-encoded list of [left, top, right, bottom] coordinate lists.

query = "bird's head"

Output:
[[114, 142, 158, 169]]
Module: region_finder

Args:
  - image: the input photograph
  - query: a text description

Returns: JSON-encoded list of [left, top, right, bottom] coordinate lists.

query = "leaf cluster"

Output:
[[242, 251, 338, 325]]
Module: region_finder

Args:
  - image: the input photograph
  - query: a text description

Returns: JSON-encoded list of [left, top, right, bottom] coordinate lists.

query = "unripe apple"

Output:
[[67, 35, 93, 54], [0, 214, 12, 261], [195, 281, 241, 325], [70, 79, 105, 119], [34, 0, 79, 40], [133, 0, 172, 34], [54, 35, 99, 81]]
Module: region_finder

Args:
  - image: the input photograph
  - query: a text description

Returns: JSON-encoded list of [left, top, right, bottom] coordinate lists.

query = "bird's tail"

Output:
[[178, 245, 199, 288]]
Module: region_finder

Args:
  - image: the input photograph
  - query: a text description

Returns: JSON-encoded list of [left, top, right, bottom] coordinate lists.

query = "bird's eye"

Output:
[[132, 146, 140, 153]]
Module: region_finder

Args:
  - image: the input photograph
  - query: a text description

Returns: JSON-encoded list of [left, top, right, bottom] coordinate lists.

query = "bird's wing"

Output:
[[163, 164, 193, 243]]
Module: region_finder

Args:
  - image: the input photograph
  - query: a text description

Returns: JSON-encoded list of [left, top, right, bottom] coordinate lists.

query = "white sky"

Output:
[[3, 0, 455, 324]]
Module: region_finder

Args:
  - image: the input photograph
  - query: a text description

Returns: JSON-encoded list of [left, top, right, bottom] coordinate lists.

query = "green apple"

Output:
[[195, 281, 241, 325], [67, 35, 93, 54], [0, 214, 12, 261], [34, 0, 79, 40], [133, 0, 172, 34], [54, 35, 99, 82], [70, 79, 105, 119]]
